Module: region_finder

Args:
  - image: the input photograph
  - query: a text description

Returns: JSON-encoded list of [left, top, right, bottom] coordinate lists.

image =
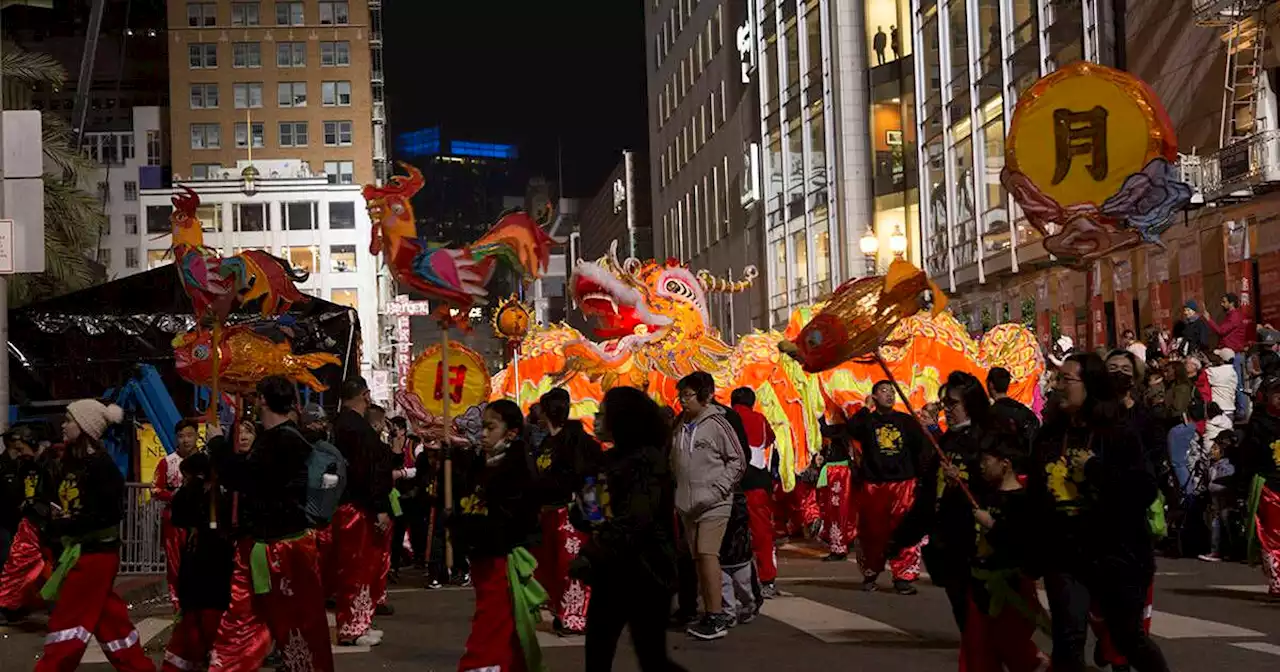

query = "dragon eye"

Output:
[[193, 344, 210, 360], [391, 203, 405, 215], [805, 330, 824, 349]]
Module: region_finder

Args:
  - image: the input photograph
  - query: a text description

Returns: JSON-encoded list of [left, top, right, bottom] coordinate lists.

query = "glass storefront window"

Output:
[[1045, 0, 1083, 69], [921, 11, 942, 129], [764, 34, 779, 112], [792, 229, 809, 304], [979, 109, 1010, 258], [1010, 0, 1039, 51], [784, 17, 800, 98], [787, 118, 804, 217], [951, 118, 977, 268], [946, 0, 968, 101], [767, 123, 784, 224], [805, 1, 822, 78], [813, 223, 831, 295], [807, 99, 828, 201], [976, 0, 1001, 76], [924, 136, 948, 278], [773, 239, 788, 307]]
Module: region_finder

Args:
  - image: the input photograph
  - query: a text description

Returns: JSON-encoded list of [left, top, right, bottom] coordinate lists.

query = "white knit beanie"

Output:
[[67, 399, 125, 441]]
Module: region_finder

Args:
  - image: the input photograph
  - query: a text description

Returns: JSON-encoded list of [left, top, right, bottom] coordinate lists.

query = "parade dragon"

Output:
[[492, 243, 1045, 491]]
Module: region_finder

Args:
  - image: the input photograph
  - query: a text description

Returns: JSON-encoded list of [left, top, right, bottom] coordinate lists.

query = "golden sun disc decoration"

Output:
[[408, 342, 490, 416], [492, 294, 533, 342]]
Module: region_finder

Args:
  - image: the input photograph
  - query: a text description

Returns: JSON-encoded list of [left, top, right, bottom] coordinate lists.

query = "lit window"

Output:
[[330, 244, 357, 272], [196, 204, 222, 232], [146, 249, 167, 269], [286, 246, 318, 273], [330, 288, 358, 309]]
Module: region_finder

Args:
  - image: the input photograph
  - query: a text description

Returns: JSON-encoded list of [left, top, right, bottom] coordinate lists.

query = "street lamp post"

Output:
[[859, 229, 879, 277]]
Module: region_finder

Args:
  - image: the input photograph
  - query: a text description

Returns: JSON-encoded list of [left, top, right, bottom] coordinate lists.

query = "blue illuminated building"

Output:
[[396, 127, 517, 161]]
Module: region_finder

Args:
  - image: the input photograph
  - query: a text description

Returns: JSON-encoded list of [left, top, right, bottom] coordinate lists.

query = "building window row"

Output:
[[658, 5, 722, 126], [659, 84, 727, 189], [656, 0, 707, 68], [662, 155, 734, 261], [185, 160, 354, 185], [145, 201, 358, 237], [186, 2, 349, 28], [189, 120, 353, 150], [188, 81, 352, 110], [80, 131, 135, 165], [191, 40, 352, 71]]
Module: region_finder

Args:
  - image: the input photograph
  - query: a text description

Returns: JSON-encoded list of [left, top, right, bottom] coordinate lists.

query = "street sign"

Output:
[[0, 218, 12, 273]]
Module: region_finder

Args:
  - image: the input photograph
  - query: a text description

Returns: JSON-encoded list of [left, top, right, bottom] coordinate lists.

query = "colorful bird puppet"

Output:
[[780, 259, 948, 373], [170, 187, 310, 322], [363, 162, 559, 311], [172, 325, 341, 393]]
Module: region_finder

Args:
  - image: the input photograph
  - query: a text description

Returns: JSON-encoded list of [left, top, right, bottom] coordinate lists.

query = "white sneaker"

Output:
[[366, 629, 384, 639], [354, 632, 382, 647]]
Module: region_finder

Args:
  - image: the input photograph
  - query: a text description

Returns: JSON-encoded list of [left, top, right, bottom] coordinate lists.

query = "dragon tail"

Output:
[[469, 209, 559, 280]]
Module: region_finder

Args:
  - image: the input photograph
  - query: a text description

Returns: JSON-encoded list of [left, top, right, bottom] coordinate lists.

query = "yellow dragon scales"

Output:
[[492, 242, 1045, 491]]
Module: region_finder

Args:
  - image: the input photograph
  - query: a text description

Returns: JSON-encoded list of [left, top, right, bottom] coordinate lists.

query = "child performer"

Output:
[[961, 434, 1047, 672], [454, 400, 545, 672], [153, 419, 201, 612], [161, 452, 236, 672]]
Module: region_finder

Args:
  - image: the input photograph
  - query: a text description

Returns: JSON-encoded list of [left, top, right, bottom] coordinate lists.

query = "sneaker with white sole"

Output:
[[340, 632, 382, 647], [687, 613, 731, 640], [760, 581, 778, 599], [1197, 553, 1222, 562]]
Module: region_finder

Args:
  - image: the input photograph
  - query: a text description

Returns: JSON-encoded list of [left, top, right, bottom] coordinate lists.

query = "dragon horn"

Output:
[[697, 266, 758, 293]]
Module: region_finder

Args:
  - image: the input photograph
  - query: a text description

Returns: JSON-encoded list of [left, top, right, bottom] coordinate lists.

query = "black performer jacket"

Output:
[[451, 440, 539, 559], [847, 407, 928, 483], [170, 452, 236, 613], [333, 407, 394, 517], [49, 449, 124, 552], [210, 421, 312, 542], [529, 420, 603, 508]]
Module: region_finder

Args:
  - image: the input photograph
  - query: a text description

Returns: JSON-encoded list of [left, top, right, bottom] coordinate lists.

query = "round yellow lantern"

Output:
[[492, 295, 533, 342], [407, 342, 491, 415]]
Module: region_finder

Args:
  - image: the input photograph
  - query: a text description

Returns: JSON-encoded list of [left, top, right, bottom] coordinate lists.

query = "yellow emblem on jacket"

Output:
[[58, 474, 82, 514], [23, 472, 38, 500], [936, 453, 969, 499], [460, 493, 488, 516], [1270, 439, 1280, 470], [876, 425, 903, 456]]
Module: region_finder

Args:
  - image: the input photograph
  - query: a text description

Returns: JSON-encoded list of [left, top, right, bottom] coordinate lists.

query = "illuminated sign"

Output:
[[741, 143, 761, 205], [612, 178, 626, 214], [736, 21, 756, 84]]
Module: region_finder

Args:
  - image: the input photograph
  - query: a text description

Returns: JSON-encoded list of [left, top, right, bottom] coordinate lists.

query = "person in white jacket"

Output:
[[1207, 348, 1240, 418]]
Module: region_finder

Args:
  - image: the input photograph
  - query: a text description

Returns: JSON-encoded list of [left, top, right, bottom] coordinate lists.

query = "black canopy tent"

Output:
[[9, 266, 357, 415]]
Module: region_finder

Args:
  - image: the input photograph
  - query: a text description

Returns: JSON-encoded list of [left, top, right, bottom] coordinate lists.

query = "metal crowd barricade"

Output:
[[119, 482, 166, 575]]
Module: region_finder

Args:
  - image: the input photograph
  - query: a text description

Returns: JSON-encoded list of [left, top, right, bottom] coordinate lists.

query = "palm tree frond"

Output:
[[1, 44, 67, 88], [41, 113, 97, 179]]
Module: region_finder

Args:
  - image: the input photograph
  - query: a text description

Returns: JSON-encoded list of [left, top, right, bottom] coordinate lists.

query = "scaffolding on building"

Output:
[[369, 0, 389, 185], [1191, 0, 1280, 202]]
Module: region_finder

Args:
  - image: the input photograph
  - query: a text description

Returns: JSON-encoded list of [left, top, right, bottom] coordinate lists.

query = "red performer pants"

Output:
[[161, 515, 188, 612], [35, 551, 155, 672], [374, 522, 391, 608], [773, 480, 819, 538], [856, 480, 922, 581], [0, 518, 50, 610], [818, 465, 857, 555], [208, 533, 334, 672], [458, 555, 524, 672], [534, 507, 590, 632], [332, 503, 383, 640], [959, 579, 1047, 672], [1257, 484, 1280, 596], [1089, 580, 1154, 668], [162, 609, 223, 672], [745, 488, 777, 582], [314, 523, 336, 599]]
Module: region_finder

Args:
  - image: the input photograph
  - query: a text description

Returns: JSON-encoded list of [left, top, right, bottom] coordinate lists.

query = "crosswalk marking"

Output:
[[1232, 642, 1280, 657], [760, 595, 908, 644], [1035, 589, 1265, 640], [82, 617, 171, 664], [1208, 584, 1271, 594]]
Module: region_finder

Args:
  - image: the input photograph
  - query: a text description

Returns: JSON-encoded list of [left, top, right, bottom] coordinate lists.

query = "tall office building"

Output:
[[167, 0, 376, 185], [647, 0, 765, 338]]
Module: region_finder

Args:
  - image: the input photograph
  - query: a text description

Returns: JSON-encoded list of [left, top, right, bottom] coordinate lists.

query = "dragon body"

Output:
[[493, 245, 1045, 492]]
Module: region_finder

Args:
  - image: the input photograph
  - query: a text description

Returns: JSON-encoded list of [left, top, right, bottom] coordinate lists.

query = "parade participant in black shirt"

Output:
[[893, 372, 991, 624], [987, 367, 1039, 453], [206, 375, 334, 672], [530, 387, 602, 634], [160, 452, 236, 672], [1241, 375, 1280, 597], [35, 399, 153, 672], [1027, 353, 1169, 672], [850, 380, 928, 595], [454, 400, 543, 672], [331, 377, 395, 646], [0, 426, 52, 622], [959, 433, 1047, 672]]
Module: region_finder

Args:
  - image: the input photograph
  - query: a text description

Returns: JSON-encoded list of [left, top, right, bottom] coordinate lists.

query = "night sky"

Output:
[[384, 2, 649, 198]]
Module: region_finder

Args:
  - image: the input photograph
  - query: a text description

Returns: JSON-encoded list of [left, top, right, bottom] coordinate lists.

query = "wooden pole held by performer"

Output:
[[441, 320, 454, 571], [208, 320, 222, 529]]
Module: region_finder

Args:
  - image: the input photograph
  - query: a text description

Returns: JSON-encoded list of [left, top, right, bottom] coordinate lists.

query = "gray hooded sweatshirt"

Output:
[[671, 404, 745, 521]]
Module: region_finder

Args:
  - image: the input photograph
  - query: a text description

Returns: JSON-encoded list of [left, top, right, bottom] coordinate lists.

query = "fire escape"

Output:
[[369, 0, 389, 185], [1193, 0, 1280, 201]]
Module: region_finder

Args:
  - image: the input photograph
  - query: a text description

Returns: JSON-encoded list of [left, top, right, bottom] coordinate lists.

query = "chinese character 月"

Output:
[[1052, 106, 1109, 185]]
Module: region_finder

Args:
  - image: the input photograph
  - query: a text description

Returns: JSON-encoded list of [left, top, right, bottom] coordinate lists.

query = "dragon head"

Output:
[[363, 161, 423, 258], [170, 186, 204, 250], [570, 241, 757, 365]]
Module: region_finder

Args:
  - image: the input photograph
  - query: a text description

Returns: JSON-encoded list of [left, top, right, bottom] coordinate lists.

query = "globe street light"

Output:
[[889, 224, 908, 258], [859, 229, 879, 276]]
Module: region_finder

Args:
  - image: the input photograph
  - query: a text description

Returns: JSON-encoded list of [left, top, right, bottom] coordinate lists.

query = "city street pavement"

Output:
[[3, 543, 1279, 671]]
